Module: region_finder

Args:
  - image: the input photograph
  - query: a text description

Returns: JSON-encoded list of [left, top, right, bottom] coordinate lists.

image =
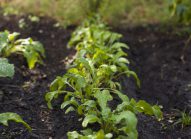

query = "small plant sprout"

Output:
[[173, 110, 191, 128]]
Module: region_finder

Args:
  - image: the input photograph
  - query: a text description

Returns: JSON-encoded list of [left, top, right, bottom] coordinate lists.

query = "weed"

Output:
[[173, 110, 191, 128]]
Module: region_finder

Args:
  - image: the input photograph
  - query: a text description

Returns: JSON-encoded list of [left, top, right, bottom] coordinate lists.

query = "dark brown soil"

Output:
[[0, 14, 191, 139], [117, 26, 191, 139]]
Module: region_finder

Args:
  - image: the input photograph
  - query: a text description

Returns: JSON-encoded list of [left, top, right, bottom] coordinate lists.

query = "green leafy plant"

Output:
[[63, 89, 162, 139], [46, 81, 162, 138], [45, 16, 162, 139], [0, 31, 45, 69], [67, 16, 140, 87]]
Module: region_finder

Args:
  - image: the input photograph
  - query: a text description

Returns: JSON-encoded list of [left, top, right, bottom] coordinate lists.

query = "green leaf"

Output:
[[8, 32, 20, 42], [82, 114, 100, 127], [152, 105, 163, 120], [50, 76, 66, 91], [125, 70, 141, 88], [61, 98, 79, 110], [94, 90, 113, 119], [68, 68, 80, 74], [114, 111, 138, 139], [23, 48, 39, 69], [110, 65, 117, 73], [94, 130, 112, 139], [67, 129, 113, 139], [45, 91, 63, 109], [0, 31, 9, 54], [0, 112, 31, 131], [76, 75, 86, 89], [76, 58, 95, 76], [77, 100, 97, 115], [65, 106, 76, 114], [136, 100, 153, 114], [111, 42, 129, 49], [0, 58, 14, 78], [135, 100, 163, 120], [83, 100, 97, 107], [31, 41, 45, 57], [94, 90, 113, 110], [67, 131, 82, 139], [113, 90, 129, 102], [14, 38, 45, 69], [118, 57, 130, 64]]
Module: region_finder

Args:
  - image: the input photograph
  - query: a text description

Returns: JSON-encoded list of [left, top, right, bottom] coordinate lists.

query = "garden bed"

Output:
[[0, 15, 191, 139]]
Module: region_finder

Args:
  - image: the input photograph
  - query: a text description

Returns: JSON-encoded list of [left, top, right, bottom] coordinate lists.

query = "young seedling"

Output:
[[173, 110, 191, 128], [0, 31, 45, 69]]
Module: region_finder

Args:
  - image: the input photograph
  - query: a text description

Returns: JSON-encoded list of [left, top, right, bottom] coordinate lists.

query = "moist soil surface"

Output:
[[0, 14, 191, 139]]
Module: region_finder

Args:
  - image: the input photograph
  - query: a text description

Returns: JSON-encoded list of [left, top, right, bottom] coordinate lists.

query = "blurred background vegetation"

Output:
[[0, 0, 171, 27]]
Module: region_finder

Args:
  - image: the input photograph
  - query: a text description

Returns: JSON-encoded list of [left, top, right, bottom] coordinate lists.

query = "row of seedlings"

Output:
[[45, 17, 162, 139]]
